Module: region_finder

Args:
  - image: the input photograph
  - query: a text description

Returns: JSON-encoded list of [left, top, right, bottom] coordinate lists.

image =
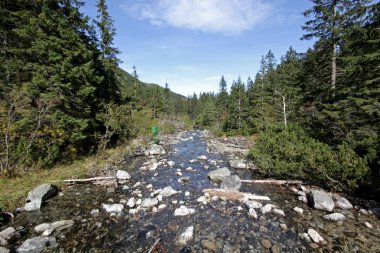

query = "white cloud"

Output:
[[127, 0, 274, 35], [204, 75, 222, 81]]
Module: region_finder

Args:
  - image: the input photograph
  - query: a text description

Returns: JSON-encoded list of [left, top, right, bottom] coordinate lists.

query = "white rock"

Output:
[[168, 161, 175, 167], [273, 209, 285, 216], [122, 185, 130, 190], [197, 155, 207, 160], [160, 186, 177, 197], [146, 184, 153, 189], [248, 208, 258, 219], [176, 226, 194, 246], [261, 204, 273, 214], [172, 200, 178, 205], [186, 167, 193, 171], [150, 163, 158, 171], [176, 172, 183, 176], [34, 223, 50, 233], [229, 159, 246, 169], [297, 191, 306, 197], [129, 208, 139, 215], [157, 195, 163, 202], [364, 222, 373, 229], [293, 207, 304, 214], [308, 190, 335, 212], [323, 213, 346, 221], [359, 209, 369, 215], [245, 200, 262, 209], [299, 233, 312, 242], [136, 199, 142, 205], [298, 196, 308, 203], [102, 204, 124, 214], [35, 220, 74, 236], [154, 189, 162, 195], [185, 191, 190, 197], [174, 206, 195, 216], [90, 209, 100, 217], [127, 198, 136, 208], [152, 207, 158, 212], [24, 200, 42, 211], [211, 196, 219, 201], [307, 228, 324, 243], [290, 187, 299, 193], [197, 196, 207, 203], [208, 167, 231, 181], [158, 204, 167, 210], [116, 170, 131, 180], [0, 227, 15, 242], [189, 159, 197, 163], [335, 197, 353, 210], [141, 198, 158, 208], [133, 182, 141, 188]]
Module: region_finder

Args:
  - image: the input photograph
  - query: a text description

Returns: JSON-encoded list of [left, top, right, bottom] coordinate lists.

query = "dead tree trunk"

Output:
[[275, 89, 290, 128]]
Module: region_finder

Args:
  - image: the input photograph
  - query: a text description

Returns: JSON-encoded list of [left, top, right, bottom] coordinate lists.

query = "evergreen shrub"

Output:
[[249, 124, 368, 191]]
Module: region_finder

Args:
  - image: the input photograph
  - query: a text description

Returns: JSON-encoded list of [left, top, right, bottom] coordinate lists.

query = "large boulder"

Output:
[[334, 196, 353, 210], [27, 184, 58, 202], [208, 167, 231, 181], [229, 159, 247, 169], [24, 184, 58, 211], [0, 227, 15, 241], [16, 236, 57, 253], [220, 175, 241, 191], [307, 190, 334, 212], [116, 170, 131, 180], [146, 145, 166, 156]]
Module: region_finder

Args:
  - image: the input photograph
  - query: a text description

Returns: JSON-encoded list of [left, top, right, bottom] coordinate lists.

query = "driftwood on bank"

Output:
[[147, 238, 161, 253], [63, 176, 115, 185], [241, 179, 303, 185], [203, 189, 270, 202]]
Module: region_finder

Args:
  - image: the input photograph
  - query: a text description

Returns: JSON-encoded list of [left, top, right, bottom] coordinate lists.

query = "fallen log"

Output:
[[64, 176, 115, 185], [203, 189, 270, 202], [241, 179, 303, 185]]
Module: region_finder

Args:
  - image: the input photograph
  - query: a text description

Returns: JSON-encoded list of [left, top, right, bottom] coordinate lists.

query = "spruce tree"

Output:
[[302, 0, 371, 94], [224, 77, 249, 134], [216, 75, 229, 126], [95, 0, 120, 103]]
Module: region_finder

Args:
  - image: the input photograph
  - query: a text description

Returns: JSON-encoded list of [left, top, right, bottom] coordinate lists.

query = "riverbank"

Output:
[[0, 145, 135, 211], [1, 130, 379, 252]]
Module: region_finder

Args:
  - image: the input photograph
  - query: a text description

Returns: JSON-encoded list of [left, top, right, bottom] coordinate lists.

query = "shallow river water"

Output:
[[9, 131, 380, 252]]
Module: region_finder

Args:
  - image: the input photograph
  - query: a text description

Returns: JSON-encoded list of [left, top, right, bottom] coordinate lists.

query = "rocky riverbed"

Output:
[[1, 130, 379, 252]]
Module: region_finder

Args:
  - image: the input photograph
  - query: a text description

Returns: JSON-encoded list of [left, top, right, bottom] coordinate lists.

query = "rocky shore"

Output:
[[1, 130, 379, 252]]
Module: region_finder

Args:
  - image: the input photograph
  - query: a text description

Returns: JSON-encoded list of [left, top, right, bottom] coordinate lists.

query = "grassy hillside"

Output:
[[117, 68, 186, 104]]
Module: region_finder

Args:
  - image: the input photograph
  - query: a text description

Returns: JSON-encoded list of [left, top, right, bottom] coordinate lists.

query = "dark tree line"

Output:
[[0, 0, 187, 175], [190, 1, 379, 198]]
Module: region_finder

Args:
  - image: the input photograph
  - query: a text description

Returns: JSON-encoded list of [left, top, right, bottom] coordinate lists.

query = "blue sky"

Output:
[[81, 0, 315, 97]]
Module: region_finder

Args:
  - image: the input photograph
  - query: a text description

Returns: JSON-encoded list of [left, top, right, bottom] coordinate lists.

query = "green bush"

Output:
[[249, 125, 369, 191]]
